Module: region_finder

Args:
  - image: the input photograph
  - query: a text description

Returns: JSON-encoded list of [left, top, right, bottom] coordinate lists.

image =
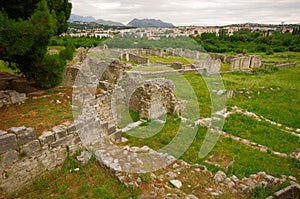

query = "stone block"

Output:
[[108, 126, 117, 135], [21, 140, 41, 157], [8, 126, 36, 145], [38, 131, 55, 146], [0, 133, 17, 154], [50, 135, 73, 148], [67, 123, 77, 134], [52, 125, 67, 140], [0, 150, 19, 167]]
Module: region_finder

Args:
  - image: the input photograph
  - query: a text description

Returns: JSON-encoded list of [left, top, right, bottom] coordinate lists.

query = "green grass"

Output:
[[254, 51, 300, 65], [124, 118, 300, 180], [147, 55, 193, 65], [223, 66, 300, 128], [123, 65, 300, 182], [224, 114, 300, 154], [9, 154, 138, 199], [250, 180, 290, 199], [220, 63, 230, 72], [130, 65, 176, 71], [0, 61, 17, 73]]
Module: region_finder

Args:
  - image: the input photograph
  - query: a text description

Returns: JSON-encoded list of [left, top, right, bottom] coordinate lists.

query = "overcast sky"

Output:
[[69, 0, 300, 26]]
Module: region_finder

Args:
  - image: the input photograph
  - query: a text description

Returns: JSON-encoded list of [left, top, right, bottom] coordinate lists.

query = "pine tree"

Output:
[[0, 0, 72, 88]]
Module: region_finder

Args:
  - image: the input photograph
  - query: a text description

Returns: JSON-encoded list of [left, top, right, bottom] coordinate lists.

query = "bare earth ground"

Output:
[[0, 87, 73, 136]]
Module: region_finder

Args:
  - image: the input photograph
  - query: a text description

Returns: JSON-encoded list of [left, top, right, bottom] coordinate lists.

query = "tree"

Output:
[[0, 0, 72, 88]]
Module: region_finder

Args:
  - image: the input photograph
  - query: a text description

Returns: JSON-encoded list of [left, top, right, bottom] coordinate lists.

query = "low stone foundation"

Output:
[[0, 123, 83, 193]]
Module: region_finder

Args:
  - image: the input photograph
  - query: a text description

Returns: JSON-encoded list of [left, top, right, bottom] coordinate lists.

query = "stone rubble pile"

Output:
[[94, 143, 295, 198], [0, 90, 27, 108]]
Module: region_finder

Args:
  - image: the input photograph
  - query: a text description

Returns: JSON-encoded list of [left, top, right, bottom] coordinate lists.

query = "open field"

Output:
[[124, 65, 300, 180]]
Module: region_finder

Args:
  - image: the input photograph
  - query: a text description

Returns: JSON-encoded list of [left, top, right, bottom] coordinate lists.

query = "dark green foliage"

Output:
[[59, 42, 75, 60], [104, 35, 205, 51], [193, 29, 300, 53], [50, 36, 107, 48], [35, 54, 66, 88], [0, 0, 72, 88]]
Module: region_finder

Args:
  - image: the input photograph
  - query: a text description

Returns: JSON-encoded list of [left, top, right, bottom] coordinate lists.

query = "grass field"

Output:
[[124, 65, 300, 181]]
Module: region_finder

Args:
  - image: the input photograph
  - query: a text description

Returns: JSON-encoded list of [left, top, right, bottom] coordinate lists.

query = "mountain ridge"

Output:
[[128, 18, 174, 28], [69, 14, 125, 26], [69, 14, 174, 28]]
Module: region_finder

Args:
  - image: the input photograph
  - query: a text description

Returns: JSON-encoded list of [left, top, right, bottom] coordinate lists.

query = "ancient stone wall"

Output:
[[62, 47, 89, 87], [129, 79, 186, 119], [153, 61, 185, 70], [209, 53, 236, 64], [127, 48, 163, 57], [194, 57, 221, 74], [230, 56, 262, 71], [123, 53, 150, 65], [166, 48, 203, 59], [276, 62, 297, 68], [0, 123, 83, 193]]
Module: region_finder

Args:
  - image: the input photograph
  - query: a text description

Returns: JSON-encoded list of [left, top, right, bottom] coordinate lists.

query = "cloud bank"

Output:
[[70, 0, 300, 26]]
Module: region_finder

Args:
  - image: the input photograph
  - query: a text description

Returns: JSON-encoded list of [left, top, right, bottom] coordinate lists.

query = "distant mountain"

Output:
[[95, 19, 124, 27], [69, 14, 125, 26], [69, 14, 96, 23], [128, 18, 174, 28]]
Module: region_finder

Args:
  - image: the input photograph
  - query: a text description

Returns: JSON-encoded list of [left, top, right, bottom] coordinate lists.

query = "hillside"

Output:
[[128, 18, 174, 28]]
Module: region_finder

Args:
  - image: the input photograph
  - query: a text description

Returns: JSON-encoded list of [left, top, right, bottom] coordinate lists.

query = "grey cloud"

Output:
[[70, 0, 300, 25]]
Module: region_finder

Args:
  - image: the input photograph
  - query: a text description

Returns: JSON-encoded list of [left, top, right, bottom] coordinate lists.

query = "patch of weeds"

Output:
[[56, 196, 72, 199], [250, 180, 290, 199], [139, 119, 151, 126], [18, 150, 27, 159], [92, 187, 114, 199], [77, 184, 90, 195], [252, 66, 278, 74], [32, 179, 49, 190], [62, 151, 82, 174], [129, 110, 140, 122], [58, 184, 68, 194], [139, 173, 151, 183]]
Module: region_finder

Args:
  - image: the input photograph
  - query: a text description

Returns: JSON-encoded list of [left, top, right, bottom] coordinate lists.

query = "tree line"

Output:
[[193, 28, 300, 54]]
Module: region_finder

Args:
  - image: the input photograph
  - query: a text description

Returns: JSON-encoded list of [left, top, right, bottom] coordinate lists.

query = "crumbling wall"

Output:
[[0, 123, 83, 193], [123, 53, 150, 65], [194, 57, 221, 74], [209, 53, 236, 64], [62, 47, 89, 87], [166, 48, 203, 59], [230, 56, 262, 71], [153, 61, 185, 70], [129, 79, 186, 119]]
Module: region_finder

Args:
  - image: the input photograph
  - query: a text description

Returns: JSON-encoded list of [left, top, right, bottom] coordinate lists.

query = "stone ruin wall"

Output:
[[193, 57, 222, 74], [0, 90, 115, 194], [209, 53, 262, 71], [0, 123, 83, 193], [166, 48, 204, 59], [122, 53, 150, 65], [230, 55, 262, 71], [129, 79, 186, 119]]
